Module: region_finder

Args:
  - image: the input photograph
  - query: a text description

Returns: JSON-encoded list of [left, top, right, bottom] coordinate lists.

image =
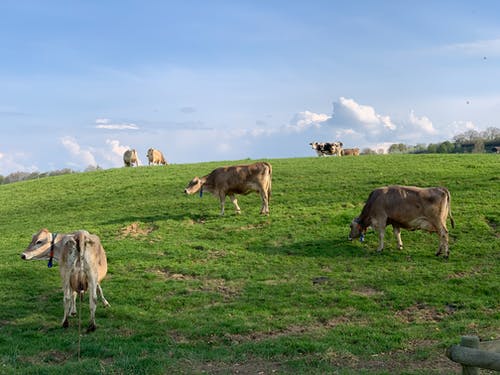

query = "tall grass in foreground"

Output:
[[0, 154, 498, 374]]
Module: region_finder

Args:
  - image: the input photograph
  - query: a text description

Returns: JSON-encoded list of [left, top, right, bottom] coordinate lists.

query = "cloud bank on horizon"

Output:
[[0, 96, 482, 175]]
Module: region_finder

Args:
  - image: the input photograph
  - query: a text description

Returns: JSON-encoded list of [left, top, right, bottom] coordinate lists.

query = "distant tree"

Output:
[[362, 148, 377, 155], [414, 144, 427, 154], [388, 143, 408, 154], [0, 175, 4, 184], [427, 143, 438, 153], [437, 141, 454, 153], [84, 165, 102, 172], [481, 127, 500, 141], [472, 139, 485, 153]]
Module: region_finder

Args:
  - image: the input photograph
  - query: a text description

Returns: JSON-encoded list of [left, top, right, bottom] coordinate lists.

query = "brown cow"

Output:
[[123, 149, 139, 167], [21, 229, 110, 331], [147, 148, 167, 165], [341, 148, 360, 156], [349, 186, 455, 258], [184, 162, 272, 215]]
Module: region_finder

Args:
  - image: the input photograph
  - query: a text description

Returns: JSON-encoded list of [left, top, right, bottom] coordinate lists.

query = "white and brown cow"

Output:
[[349, 185, 455, 258], [21, 229, 110, 332], [184, 162, 272, 215], [147, 148, 167, 165], [310, 141, 343, 157], [123, 149, 139, 167]]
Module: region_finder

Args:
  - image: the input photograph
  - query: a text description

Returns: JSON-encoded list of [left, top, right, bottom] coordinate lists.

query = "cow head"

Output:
[[310, 142, 319, 150], [348, 218, 366, 242], [184, 177, 203, 195], [21, 229, 54, 260], [147, 148, 154, 158]]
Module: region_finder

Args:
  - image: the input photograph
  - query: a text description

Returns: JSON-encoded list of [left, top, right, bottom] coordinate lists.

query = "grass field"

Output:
[[0, 154, 499, 374]]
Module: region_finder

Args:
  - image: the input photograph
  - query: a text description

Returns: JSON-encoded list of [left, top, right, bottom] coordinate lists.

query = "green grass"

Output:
[[1, 154, 499, 374]]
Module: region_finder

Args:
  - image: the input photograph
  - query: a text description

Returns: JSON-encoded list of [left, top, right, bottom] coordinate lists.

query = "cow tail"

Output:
[[266, 162, 272, 200], [76, 232, 87, 293], [446, 188, 455, 229]]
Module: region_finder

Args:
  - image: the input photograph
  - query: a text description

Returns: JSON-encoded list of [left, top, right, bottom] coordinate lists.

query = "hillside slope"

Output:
[[1, 154, 499, 374]]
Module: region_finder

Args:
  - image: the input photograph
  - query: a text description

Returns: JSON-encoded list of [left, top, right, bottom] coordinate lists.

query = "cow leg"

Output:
[[97, 284, 110, 307], [228, 194, 241, 214], [70, 291, 78, 316], [375, 226, 385, 252], [393, 226, 403, 250], [62, 287, 73, 328], [87, 280, 98, 332], [259, 189, 269, 215], [219, 193, 226, 216], [436, 225, 449, 258]]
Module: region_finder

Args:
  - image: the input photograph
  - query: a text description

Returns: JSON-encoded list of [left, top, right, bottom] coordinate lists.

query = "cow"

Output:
[[123, 149, 139, 167], [310, 141, 343, 157], [21, 229, 110, 332], [341, 148, 360, 156], [147, 148, 167, 165], [184, 162, 272, 216], [348, 186, 455, 258]]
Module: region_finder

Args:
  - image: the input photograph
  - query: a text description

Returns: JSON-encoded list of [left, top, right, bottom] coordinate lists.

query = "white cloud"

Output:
[[408, 110, 436, 134], [96, 124, 139, 130], [288, 110, 331, 131], [60, 136, 97, 167], [94, 118, 140, 130], [334, 97, 397, 132], [445, 38, 500, 57]]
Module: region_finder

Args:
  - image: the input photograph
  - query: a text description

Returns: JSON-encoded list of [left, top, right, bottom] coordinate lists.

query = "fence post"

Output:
[[461, 336, 480, 375]]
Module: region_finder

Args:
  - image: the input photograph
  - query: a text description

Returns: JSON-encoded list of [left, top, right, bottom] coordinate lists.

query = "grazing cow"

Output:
[[310, 141, 343, 157], [123, 149, 139, 167], [341, 148, 360, 156], [21, 229, 110, 332], [184, 162, 272, 215], [147, 148, 167, 165], [349, 186, 455, 258]]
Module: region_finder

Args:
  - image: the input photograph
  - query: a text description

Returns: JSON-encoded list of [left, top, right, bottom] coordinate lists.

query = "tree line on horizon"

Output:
[[364, 127, 500, 155]]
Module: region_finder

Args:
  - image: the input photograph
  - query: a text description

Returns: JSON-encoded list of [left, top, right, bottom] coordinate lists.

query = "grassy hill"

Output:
[[1, 154, 499, 374]]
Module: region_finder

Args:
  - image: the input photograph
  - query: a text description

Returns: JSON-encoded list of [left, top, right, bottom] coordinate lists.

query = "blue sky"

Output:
[[1, 1, 499, 174]]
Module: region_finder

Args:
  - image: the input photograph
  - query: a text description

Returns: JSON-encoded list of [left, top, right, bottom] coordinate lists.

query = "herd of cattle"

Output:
[[123, 148, 168, 167], [20, 143, 456, 332], [310, 141, 360, 157]]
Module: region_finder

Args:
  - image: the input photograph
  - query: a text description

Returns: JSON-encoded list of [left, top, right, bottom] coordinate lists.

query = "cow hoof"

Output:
[[62, 320, 69, 329], [87, 323, 96, 333]]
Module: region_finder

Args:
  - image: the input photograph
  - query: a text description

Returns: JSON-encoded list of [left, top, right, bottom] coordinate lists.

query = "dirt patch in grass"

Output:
[[152, 269, 240, 299], [119, 222, 158, 238], [394, 303, 456, 324], [21, 350, 71, 365], [192, 340, 459, 374], [486, 217, 499, 238], [351, 287, 384, 297], [326, 340, 459, 374]]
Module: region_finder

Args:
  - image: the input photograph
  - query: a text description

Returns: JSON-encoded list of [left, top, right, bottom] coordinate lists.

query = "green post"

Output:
[[461, 336, 480, 375]]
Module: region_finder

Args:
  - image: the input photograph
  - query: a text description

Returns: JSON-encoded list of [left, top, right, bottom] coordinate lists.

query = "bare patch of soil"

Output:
[[120, 222, 158, 238], [395, 303, 456, 324]]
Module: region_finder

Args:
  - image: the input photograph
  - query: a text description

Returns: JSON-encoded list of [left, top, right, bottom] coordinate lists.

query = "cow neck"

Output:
[[47, 232, 58, 268], [357, 217, 369, 231]]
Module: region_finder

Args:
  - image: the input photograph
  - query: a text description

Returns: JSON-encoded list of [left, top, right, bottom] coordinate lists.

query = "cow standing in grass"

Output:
[[123, 149, 139, 167], [21, 229, 110, 332], [147, 148, 167, 165], [184, 162, 272, 215], [349, 185, 455, 258]]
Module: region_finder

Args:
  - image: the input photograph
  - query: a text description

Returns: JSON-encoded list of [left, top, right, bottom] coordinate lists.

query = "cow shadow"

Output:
[[246, 238, 369, 259]]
